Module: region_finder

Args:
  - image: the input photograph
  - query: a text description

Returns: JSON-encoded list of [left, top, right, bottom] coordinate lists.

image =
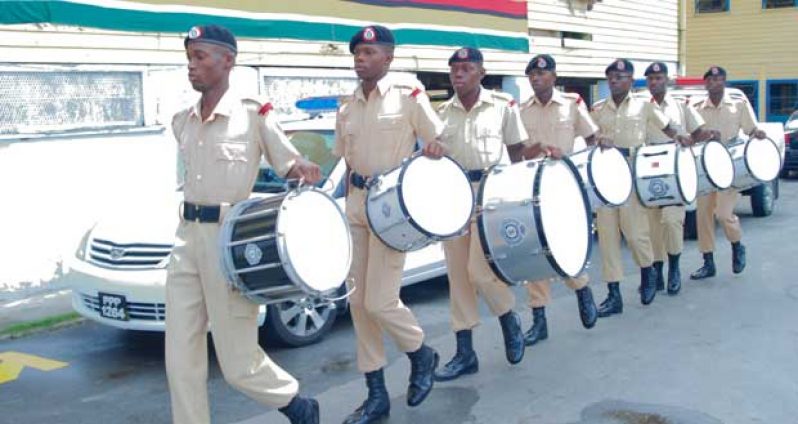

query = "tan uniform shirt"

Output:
[[591, 94, 671, 149], [333, 74, 443, 175], [519, 88, 598, 154], [647, 93, 705, 144], [694, 93, 758, 142], [172, 90, 299, 205], [436, 87, 527, 170]]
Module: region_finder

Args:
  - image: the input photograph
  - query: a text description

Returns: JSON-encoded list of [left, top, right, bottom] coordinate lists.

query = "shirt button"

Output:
[[196, 174, 202, 180], [198, 140, 204, 147]]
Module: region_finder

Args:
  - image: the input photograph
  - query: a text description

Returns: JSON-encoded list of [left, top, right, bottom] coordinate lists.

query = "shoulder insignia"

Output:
[[410, 87, 422, 98], [258, 102, 273, 116], [576, 95, 583, 105], [508, 99, 517, 107], [591, 99, 606, 112]]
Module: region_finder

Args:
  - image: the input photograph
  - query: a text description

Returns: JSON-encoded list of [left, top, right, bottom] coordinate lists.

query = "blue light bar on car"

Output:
[[295, 96, 340, 112]]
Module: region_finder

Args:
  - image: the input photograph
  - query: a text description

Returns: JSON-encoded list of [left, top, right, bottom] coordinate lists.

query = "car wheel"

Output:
[[262, 296, 338, 348], [751, 182, 774, 217], [684, 210, 697, 240]]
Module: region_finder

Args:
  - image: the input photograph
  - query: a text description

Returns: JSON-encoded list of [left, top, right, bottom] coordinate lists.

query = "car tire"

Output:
[[262, 296, 338, 348], [684, 210, 697, 240], [751, 182, 774, 217]]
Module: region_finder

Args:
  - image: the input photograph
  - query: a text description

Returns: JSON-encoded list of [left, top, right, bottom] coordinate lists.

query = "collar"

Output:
[[190, 89, 239, 120], [702, 93, 734, 109], [451, 86, 492, 110], [606, 94, 631, 111], [650, 93, 677, 107], [355, 74, 393, 101], [526, 88, 566, 108]]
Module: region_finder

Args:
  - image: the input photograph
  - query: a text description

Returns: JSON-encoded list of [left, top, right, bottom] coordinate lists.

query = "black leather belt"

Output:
[[350, 172, 369, 190], [466, 169, 485, 182], [616, 147, 632, 157], [182, 201, 221, 223]]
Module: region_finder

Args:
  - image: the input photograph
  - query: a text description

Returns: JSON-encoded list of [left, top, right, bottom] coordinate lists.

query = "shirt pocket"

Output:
[[476, 127, 504, 163], [377, 114, 404, 132], [620, 115, 645, 142], [215, 142, 249, 162]]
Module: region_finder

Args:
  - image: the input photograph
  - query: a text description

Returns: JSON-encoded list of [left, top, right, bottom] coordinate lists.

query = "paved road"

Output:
[[2, 180, 798, 424]]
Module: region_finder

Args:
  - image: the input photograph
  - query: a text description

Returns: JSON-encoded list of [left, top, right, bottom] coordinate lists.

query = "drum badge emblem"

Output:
[[110, 247, 126, 260], [382, 203, 391, 218], [648, 178, 669, 198], [500, 219, 526, 246], [244, 243, 263, 266]]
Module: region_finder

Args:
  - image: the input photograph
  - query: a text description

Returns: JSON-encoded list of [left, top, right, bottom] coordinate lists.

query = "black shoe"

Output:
[[690, 252, 716, 280], [732, 242, 746, 274], [524, 307, 548, 346], [343, 370, 390, 424], [597, 282, 623, 318], [653, 261, 665, 291], [575, 286, 598, 329], [434, 330, 479, 382], [279, 396, 320, 424], [406, 344, 438, 407], [640, 266, 657, 305], [499, 311, 525, 364], [667, 253, 681, 295]]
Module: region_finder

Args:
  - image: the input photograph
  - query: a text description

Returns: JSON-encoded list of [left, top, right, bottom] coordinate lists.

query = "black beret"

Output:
[[605, 58, 634, 75], [448, 47, 483, 66], [349, 25, 395, 54], [184, 25, 237, 54], [644, 61, 668, 76], [525, 54, 556, 74], [703, 65, 727, 79]]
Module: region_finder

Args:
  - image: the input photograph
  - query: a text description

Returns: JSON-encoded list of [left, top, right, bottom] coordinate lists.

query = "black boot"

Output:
[[597, 282, 623, 318], [343, 370, 390, 424], [279, 396, 320, 424], [732, 241, 746, 274], [653, 261, 665, 291], [434, 330, 479, 382], [498, 311, 525, 364], [406, 344, 438, 407], [640, 266, 657, 305], [667, 253, 682, 295], [575, 286, 598, 329], [690, 252, 716, 280], [523, 307, 548, 346]]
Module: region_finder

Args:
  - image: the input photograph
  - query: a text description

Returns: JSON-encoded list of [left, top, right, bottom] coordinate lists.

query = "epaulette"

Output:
[[561, 92, 584, 105], [394, 84, 424, 99], [258, 102, 274, 116], [591, 99, 607, 112], [490, 90, 514, 103]]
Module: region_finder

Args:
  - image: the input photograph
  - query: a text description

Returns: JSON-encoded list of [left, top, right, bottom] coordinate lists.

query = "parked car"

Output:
[[782, 109, 798, 177], [66, 102, 448, 347], [633, 81, 785, 239]]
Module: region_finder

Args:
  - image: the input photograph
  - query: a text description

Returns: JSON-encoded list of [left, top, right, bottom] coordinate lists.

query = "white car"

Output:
[[67, 106, 448, 347]]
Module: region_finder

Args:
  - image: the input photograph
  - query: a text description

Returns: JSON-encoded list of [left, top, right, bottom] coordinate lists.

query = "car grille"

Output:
[[89, 238, 173, 270], [81, 293, 166, 321]]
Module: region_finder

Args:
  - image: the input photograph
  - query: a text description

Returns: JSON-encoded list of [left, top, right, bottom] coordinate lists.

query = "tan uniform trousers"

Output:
[[648, 205, 686, 261], [346, 187, 424, 373], [526, 274, 589, 308], [596, 195, 654, 282], [165, 221, 297, 424], [696, 190, 742, 253], [444, 217, 516, 332]]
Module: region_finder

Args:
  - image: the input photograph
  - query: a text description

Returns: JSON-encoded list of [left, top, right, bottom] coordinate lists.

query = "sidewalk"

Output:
[[0, 289, 75, 333]]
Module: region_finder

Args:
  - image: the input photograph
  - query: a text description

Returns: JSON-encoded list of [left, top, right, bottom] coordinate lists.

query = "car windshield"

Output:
[[253, 130, 338, 193]]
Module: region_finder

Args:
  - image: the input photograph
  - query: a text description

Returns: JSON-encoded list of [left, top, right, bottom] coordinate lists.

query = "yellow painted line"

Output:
[[0, 351, 68, 385]]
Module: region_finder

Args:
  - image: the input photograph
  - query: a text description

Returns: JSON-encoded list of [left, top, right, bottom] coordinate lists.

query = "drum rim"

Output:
[[534, 157, 592, 278], [276, 187, 353, 297], [589, 146, 631, 207], [675, 145, 698, 204], [702, 140, 734, 189], [475, 164, 516, 285], [741, 136, 779, 185], [218, 197, 271, 297]]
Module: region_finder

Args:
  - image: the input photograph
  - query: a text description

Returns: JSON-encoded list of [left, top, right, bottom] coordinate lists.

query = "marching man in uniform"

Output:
[[166, 25, 322, 424], [433, 47, 528, 382], [644, 61, 707, 295], [518, 54, 600, 346], [690, 66, 766, 280], [334, 25, 444, 424]]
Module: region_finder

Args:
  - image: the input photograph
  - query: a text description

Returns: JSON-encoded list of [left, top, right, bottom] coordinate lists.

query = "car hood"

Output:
[[91, 192, 182, 246]]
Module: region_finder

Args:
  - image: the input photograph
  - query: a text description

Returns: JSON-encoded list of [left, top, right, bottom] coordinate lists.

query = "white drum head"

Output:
[[591, 148, 632, 206], [279, 190, 351, 293], [746, 138, 781, 182], [703, 141, 734, 189], [402, 156, 473, 237], [538, 161, 590, 277], [677, 147, 698, 203]]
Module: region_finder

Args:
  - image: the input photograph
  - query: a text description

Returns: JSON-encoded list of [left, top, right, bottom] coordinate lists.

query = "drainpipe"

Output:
[[678, 0, 687, 76]]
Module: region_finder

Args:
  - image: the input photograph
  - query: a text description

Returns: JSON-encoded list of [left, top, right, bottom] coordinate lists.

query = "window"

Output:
[[728, 81, 759, 117], [0, 71, 144, 135], [253, 130, 338, 193], [695, 0, 729, 13], [766, 80, 798, 123], [763, 0, 797, 9]]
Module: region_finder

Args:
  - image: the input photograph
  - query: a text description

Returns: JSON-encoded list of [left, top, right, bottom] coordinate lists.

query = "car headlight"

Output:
[[74, 226, 95, 261]]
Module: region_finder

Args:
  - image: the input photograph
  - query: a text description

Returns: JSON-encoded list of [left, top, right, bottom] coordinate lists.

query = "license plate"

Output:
[[99, 292, 128, 321]]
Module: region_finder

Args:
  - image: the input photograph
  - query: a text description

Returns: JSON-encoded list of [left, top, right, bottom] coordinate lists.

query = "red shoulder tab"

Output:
[[509, 99, 517, 107], [258, 102, 273, 116], [684, 96, 691, 104], [410, 88, 422, 98], [650, 97, 656, 103], [576, 95, 583, 105]]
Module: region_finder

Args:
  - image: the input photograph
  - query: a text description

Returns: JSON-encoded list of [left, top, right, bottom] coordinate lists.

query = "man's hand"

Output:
[[542, 145, 564, 159], [287, 157, 322, 184], [675, 134, 693, 147], [422, 140, 446, 159], [751, 128, 767, 140], [706, 129, 722, 141]]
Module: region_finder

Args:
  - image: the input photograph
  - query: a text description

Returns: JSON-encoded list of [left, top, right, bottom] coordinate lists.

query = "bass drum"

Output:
[[692, 140, 734, 196], [569, 146, 632, 210], [727, 137, 782, 190], [634, 143, 698, 207]]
